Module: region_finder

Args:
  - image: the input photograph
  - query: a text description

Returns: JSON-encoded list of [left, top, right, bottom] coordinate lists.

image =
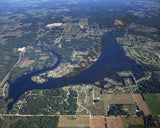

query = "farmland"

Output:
[[103, 94, 135, 104], [143, 93, 160, 115], [122, 117, 144, 128], [132, 94, 150, 115], [91, 116, 106, 128], [58, 116, 90, 128], [103, 94, 135, 115], [106, 116, 123, 128]]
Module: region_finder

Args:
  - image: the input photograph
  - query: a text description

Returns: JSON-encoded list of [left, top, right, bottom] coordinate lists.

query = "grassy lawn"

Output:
[[143, 93, 160, 115]]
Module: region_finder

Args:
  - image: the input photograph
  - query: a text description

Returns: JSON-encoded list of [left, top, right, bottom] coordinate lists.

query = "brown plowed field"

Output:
[[91, 116, 106, 128], [132, 94, 150, 115], [107, 116, 123, 128], [103, 94, 135, 114]]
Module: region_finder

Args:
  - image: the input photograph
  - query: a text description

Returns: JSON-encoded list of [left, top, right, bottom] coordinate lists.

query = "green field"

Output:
[[122, 117, 144, 128], [143, 93, 160, 115]]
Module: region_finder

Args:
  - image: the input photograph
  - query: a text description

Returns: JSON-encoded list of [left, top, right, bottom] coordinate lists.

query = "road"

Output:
[[76, 89, 92, 127], [0, 114, 91, 117], [0, 52, 22, 88]]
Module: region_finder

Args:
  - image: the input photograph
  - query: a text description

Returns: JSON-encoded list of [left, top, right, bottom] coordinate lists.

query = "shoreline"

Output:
[[49, 54, 59, 67], [9, 54, 59, 84]]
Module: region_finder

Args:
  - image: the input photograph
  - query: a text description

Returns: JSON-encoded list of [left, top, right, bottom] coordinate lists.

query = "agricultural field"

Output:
[[106, 116, 123, 128], [91, 116, 106, 128], [79, 18, 88, 26], [58, 116, 90, 128], [122, 117, 144, 128], [107, 104, 137, 116], [133, 94, 151, 115], [103, 94, 135, 104], [103, 94, 135, 115], [143, 93, 160, 115]]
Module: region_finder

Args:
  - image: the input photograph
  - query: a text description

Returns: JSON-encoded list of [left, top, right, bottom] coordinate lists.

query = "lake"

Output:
[[6, 32, 144, 111]]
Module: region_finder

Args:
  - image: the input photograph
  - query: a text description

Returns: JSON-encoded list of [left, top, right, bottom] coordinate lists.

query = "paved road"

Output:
[[0, 114, 91, 117]]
